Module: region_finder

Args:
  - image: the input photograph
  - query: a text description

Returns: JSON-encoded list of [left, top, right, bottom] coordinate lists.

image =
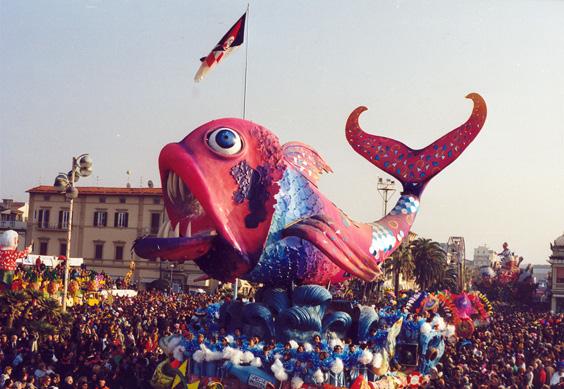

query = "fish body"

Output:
[[133, 94, 487, 286]]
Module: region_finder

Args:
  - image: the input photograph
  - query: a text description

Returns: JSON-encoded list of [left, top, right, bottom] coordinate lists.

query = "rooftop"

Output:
[[0, 199, 26, 214], [554, 233, 564, 247], [27, 186, 162, 197]]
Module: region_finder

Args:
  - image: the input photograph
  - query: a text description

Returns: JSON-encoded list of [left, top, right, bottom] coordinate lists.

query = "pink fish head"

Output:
[[155, 118, 286, 280]]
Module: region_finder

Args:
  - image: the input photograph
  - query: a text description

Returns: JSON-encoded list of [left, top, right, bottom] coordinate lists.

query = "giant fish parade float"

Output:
[[131, 93, 492, 388]]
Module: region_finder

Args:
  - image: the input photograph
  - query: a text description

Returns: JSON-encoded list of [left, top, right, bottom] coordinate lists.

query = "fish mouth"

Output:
[[161, 170, 217, 241], [133, 169, 218, 262], [134, 143, 253, 280]]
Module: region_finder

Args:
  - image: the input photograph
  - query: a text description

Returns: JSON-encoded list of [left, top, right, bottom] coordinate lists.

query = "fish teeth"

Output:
[[172, 173, 179, 202], [187, 221, 192, 238], [179, 180, 186, 202], [171, 222, 180, 238], [167, 174, 174, 201], [161, 220, 171, 238], [157, 221, 167, 238]]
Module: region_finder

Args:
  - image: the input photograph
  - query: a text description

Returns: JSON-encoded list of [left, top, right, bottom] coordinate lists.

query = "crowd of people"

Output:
[[0, 290, 223, 389], [427, 304, 563, 388], [0, 287, 562, 388]]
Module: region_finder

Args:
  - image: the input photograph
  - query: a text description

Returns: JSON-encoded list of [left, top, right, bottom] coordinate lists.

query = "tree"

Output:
[[411, 238, 447, 291], [0, 291, 28, 329], [431, 264, 459, 292], [384, 243, 415, 297], [0, 290, 71, 336]]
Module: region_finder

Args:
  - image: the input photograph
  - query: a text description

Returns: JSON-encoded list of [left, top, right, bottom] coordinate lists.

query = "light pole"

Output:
[[368, 178, 397, 302], [233, 278, 239, 300], [169, 264, 175, 290], [376, 177, 396, 216], [53, 154, 93, 312]]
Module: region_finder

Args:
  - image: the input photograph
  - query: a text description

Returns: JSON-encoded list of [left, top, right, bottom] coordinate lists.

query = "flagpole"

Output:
[[242, 3, 250, 120], [234, 4, 249, 301]]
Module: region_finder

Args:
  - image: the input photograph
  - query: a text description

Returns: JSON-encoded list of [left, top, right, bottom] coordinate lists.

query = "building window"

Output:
[[43, 195, 50, 201], [58, 210, 70, 229], [99, 197, 106, 203], [150, 213, 161, 235], [93, 211, 108, 227], [119, 197, 126, 204], [115, 245, 124, 260], [39, 241, 49, 255], [114, 212, 129, 228], [37, 209, 50, 229], [94, 243, 104, 259], [153, 198, 160, 204], [557, 268, 564, 284], [59, 242, 67, 256]]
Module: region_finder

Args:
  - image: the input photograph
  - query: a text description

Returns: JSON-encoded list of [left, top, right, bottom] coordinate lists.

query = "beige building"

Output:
[[549, 233, 564, 313], [0, 198, 28, 249], [472, 244, 498, 269], [25, 186, 211, 290]]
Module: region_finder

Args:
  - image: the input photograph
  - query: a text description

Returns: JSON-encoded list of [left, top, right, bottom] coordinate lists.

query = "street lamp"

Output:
[[169, 264, 175, 291], [366, 177, 397, 303], [53, 154, 93, 312], [376, 177, 396, 216]]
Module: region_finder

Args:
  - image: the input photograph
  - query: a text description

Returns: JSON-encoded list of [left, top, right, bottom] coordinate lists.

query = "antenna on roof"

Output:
[[147, 180, 154, 188], [126, 170, 132, 187]]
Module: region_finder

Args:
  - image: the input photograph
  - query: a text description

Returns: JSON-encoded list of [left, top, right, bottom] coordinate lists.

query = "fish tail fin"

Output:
[[345, 93, 487, 196]]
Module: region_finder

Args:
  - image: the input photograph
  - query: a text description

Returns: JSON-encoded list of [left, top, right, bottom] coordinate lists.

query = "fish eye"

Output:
[[207, 128, 242, 155]]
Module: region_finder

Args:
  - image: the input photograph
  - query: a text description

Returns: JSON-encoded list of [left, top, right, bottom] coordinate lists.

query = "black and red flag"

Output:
[[194, 12, 246, 82]]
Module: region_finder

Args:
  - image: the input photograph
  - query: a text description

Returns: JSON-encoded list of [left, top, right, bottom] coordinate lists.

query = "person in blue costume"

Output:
[[259, 345, 273, 368], [345, 343, 362, 381], [294, 344, 308, 363], [233, 328, 247, 343], [216, 336, 229, 352], [303, 360, 317, 385], [312, 334, 328, 352], [281, 352, 295, 376], [292, 359, 308, 379], [327, 345, 346, 387], [332, 345, 346, 361], [272, 342, 292, 359], [319, 351, 333, 376], [246, 337, 263, 357], [204, 336, 220, 377], [190, 333, 206, 376]]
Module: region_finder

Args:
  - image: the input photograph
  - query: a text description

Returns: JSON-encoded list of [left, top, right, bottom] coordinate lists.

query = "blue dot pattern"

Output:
[[389, 195, 420, 216], [244, 169, 326, 285]]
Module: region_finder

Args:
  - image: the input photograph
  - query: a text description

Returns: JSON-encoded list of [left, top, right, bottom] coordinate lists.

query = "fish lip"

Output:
[[154, 143, 249, 265]]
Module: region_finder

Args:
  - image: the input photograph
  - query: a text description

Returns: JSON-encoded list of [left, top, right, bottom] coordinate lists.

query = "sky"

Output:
[[1, 0, 563, 265]]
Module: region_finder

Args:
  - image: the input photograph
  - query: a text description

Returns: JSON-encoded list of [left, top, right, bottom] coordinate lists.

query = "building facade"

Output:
[[0, 198, 28, 249], [548, 233, 564, 313], [532, 265, 551, 284], [472, 245, 498, 269], [25, 186, 211, 290]]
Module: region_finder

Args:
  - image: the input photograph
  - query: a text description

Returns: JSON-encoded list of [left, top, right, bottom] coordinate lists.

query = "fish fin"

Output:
[[282, 142, 333, 186], [346, 93, 486, 196], [282, 215, 381, 281]]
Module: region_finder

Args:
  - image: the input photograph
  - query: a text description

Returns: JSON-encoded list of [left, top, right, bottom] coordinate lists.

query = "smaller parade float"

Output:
[[473, 242, 537, 304], [0, 230, 134, 307]]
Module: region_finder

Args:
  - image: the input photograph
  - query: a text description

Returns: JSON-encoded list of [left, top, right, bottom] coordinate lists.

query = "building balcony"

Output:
[[0, 220, 27, 230], [36, 224, 68, 231]]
